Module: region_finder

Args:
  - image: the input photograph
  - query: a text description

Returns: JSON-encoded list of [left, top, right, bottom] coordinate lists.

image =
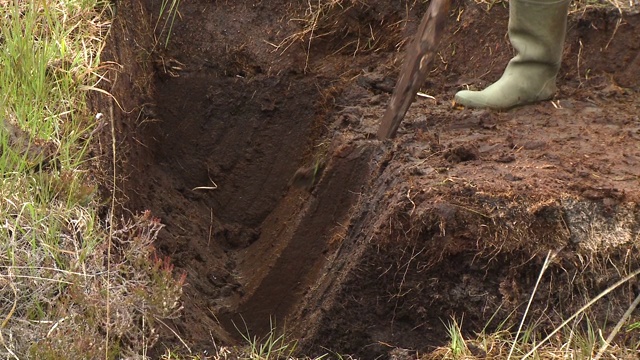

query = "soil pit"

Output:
[[97, 0, 640, 357]]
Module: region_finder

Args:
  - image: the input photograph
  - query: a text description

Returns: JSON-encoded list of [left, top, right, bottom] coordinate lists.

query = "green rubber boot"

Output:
[[455, 0, 570, 109]]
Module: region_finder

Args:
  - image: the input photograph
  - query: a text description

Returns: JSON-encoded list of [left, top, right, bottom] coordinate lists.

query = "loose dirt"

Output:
[[95, 0, 640, 358]]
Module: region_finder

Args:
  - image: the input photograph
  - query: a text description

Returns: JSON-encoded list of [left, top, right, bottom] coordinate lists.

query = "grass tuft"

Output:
[[154, 0, 182, 49]]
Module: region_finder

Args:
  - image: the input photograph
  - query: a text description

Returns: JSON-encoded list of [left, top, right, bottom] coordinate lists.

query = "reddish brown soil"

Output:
[[96, 0, 640, 358]]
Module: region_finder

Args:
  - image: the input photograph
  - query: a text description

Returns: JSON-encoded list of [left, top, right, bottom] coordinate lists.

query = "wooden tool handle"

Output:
[[377, 0, 450, 140]]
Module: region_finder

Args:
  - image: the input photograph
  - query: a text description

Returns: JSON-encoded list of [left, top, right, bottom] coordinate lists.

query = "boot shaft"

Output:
[[508, 0, 571, 67]]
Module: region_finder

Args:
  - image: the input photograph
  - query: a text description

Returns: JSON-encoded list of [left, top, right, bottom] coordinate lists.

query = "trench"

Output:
[[146, 63, 377, 337], [100, 0, 640, 357], [110, 0, 393, 349]]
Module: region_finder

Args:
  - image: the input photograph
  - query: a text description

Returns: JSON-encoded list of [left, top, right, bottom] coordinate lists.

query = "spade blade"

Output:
[[377, 0, 450, 140]]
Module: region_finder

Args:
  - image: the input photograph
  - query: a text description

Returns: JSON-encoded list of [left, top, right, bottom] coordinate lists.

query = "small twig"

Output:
[[0, 265, 96, 277], [450, 203, 491, 219], [605, 17, 623, 50], [155, 317, 192, 354], [577, 40, 584, 88], [192, 179, 218, 191], [0, 274, 73, 284], [105, 100, 115, 360], [406, 188, 416, 216], [0, 276, 19, 360], [0, 279, 18, 337], [208, 208, 214, 247], [416, 92, 436, 99], [47, 316, 71, 337]]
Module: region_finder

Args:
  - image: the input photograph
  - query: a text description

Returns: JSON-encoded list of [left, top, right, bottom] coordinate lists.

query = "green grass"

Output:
[[154, 0, 182, 49], [444, 317, 469, 359], [426, 267, 640, 360], [235, 320, 302, 360], [0, 1, 183, 358], [428, 313, 638, 360]]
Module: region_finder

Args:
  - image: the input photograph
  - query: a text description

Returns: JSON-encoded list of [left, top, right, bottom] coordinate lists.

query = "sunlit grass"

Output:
[[0, 1, 183, 358]]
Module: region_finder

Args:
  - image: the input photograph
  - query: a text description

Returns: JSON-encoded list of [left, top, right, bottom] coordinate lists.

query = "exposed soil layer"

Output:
[[98, 0, 640, 357]]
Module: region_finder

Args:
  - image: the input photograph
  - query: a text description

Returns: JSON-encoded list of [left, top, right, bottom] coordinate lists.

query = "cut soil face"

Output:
[[98, 0, 640, 358]]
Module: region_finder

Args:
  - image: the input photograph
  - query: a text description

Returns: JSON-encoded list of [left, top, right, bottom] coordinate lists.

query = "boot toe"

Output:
[[454, 90, 493, 109]]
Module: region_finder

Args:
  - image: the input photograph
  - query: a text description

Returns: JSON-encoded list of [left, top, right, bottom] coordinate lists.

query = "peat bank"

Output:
[[95, 0, 640, 357]]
